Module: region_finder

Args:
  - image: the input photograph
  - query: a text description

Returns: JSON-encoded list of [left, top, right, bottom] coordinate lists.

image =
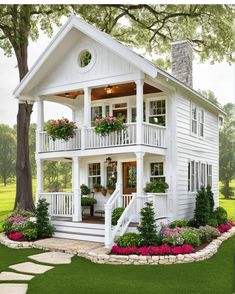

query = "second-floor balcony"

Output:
[[39, 122, 166, 153]]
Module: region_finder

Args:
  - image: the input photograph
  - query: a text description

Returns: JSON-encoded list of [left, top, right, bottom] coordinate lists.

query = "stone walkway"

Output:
[[0, 251, 73, 294]]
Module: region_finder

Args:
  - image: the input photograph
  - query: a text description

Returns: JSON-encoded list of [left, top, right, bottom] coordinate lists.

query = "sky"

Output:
[[0, 23, 234, 126]]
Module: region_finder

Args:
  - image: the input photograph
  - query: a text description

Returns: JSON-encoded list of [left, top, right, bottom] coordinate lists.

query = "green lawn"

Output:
[[0, 237, 234, 294], [0, 181, 234, 229]]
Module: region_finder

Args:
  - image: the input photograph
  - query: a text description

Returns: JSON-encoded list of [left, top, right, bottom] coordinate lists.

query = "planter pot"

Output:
[[108, 189, 114, 195], [94, 188, 100, 193], [101, 189, 107, 196]]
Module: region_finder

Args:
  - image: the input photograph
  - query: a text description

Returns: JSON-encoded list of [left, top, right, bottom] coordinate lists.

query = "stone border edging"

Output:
[[0, 227, 234, 265]]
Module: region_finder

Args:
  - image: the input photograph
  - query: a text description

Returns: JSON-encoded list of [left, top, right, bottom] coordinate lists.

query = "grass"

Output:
[[0, 237, 234, 294]]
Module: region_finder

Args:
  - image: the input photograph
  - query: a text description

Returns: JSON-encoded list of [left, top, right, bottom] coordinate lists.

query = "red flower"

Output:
[[159, 244, 171, 255], [217, 223, 232, 233], [8, 232, 23, 241], [148, 246, 161, 255], [138, 247, 149, 256], [171, 246, 183, 255], [181, 244, 194, 254]]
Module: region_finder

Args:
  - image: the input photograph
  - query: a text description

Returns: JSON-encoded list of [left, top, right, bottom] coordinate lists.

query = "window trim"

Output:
[[188, 160, 212, 192], [190, 102, 205, 138], [149, 162, 165, 182], [88, 162, 101, 189], [148, 97, 167, 127]]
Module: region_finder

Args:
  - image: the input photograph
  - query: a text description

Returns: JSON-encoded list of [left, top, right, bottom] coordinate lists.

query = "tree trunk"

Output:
[[223, 181, 230, 199], [14, 43, 34, 211]]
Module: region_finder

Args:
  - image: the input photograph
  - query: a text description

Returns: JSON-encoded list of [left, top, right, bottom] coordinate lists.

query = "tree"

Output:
[[198, 89, 220, 107], [194, 186, 210, 226], [0, 5, 73, 210], [76, 5, 235, 68], [0, 125, 16, 186], [219, 103, 235, 198]]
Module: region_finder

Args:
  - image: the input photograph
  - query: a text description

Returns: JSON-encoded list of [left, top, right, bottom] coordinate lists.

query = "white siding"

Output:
[[175, 94, 219, 219]]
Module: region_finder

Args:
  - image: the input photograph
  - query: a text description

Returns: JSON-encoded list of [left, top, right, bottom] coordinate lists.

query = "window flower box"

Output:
[[45, 118, 77, 141]]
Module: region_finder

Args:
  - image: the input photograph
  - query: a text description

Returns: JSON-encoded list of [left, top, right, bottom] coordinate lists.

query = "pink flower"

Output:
[[227, 220, 235, 227], [159, 244, 171, 255], [148, 246, 161, 255], [8, 232, 23, 241], [138, 247, 149, 256], [217, 223, 232, 233], [171, 246, 183, 255], [181, 244, 194, 254]]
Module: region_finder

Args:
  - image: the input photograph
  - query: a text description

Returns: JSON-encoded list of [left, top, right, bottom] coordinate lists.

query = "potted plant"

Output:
[[107, 179, 116, 195], [45, 118, 77, 141], [101, 186, 108, 196], [80, 184, 90, 196], [144, 178, 169, 193], [93, 183, 102, 193], [95, 116, 127, 136]]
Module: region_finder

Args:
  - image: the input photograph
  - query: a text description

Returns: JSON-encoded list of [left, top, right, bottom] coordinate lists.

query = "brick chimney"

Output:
[[171, 40, 193, 88]]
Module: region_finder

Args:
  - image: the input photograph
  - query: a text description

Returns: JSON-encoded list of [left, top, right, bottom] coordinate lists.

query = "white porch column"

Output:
[[135, 79, 144, 144], [72, 156, 81, 222], [36, 159, 44, 205], [36, 97, 44, 153], [136, 151, 145, 196], [84, 87, 91, 127], [116, 161, 123, 207]]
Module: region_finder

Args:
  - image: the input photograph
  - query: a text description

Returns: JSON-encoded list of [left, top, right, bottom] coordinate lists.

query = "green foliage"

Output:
[[112, 207, 125, 225], [23, 228, 38, 241], [207, 218, 218, 227], [219, 103, 235, 199], [0, 124, 16, 186], [187, 219, 198, 228], [107, 178, 116, 190], [213, 207, 228, 225], [116, 233, 141, 248], [93, 183, 102, 191], [35, 199, 55, 238], [80, 184, 90, 196], [198, 225, 220, 243], [169, 220, 188, 229], [206, 185, 215, 216], [95, 116, 126, 136], [198, 89, 221, 107], [81, 197, 97, 206], [47, 180, 62, 192], [138, 202, 158, 246], [144, 178, 169, 193], [194, 187, 211, 226], [45, 118, 77, 141], [179, 228, 201, 247]]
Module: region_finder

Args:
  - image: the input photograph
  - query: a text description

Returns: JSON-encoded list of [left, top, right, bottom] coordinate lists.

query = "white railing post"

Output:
[[72, 157, 81, 222], [36, 159, 43, 206], [84, 87, 91, 127], [104, 204, 112, 248], [117, 161, 123, 207], [135, 79, 144, 145], [81, 127, 86, 150], [36, 97, 44, 153]]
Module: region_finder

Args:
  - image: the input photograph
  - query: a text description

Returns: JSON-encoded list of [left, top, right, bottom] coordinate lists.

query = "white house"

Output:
[[13, 16, 225, 248]]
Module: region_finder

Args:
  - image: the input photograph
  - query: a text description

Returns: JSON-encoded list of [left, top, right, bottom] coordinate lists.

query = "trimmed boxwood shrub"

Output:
[[81, 197, 97, 206], [207, 218, 218, 227], [112, 207, 125, 225], [116, 233, 141, 248], [213, 207, 228, 225], [194, 187, 210, 226]]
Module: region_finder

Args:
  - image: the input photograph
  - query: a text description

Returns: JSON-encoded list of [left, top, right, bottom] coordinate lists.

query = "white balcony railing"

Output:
[[40, 129, 81, 152], [40, 192, 74, 217], [39, 123, 166, 152]]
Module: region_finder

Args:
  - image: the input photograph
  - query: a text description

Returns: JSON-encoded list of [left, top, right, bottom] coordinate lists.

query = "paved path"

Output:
[[0, 251, 73, 294]]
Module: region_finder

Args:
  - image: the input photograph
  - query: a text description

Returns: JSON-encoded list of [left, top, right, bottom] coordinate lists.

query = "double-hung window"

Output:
[[191, 103, 205, 137], [191, 104, 197, 135], [149, 100, 166, 126], [150, 162, 165, 182], [188, 160, 212, 192], [88, 163, 101, 189], [207, 164, 212, 187], [198, 109, 205, 137]]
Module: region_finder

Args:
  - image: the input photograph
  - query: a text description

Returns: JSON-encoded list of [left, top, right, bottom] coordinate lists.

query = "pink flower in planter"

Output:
[[181, 244, 194, 254], [8, 232, 23, 241]]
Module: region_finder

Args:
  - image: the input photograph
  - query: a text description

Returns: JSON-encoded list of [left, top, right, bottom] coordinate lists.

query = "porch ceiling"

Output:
[[56, 82, 161, 100]]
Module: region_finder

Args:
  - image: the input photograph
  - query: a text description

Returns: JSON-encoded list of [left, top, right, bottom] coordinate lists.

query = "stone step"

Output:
[[0, 283, 28, 294], [9, 262, 54, 274], [0, 271, 34, 281]]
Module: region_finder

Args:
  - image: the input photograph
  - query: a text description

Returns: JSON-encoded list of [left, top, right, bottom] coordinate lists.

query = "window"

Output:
[[91, 106, 102, 126], [105, 105, 110, 116], [130, 102, 146, 123], [191, 104, 197, 135], [88, 163, 101, 189], [79, 50, 92, 68], [106, 162, 117, 185], [198, 109, 204, 137], [207, 164, 212, 187], [195, 162, 199, 191], [200, 163, 206, 187], [150, 162, 165, 181], [149, 100, 166, 126], [188, 162, 191, 192], [191, 161, 195, 191]]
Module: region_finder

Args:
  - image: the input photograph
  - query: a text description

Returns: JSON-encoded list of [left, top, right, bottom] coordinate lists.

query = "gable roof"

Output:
[[13, 15, 225, 115]]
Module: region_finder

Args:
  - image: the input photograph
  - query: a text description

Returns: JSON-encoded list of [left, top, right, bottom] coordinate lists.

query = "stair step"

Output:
[[54, 232, 104, 243], [51, 220, 105, 230], [54, 225, 105, 236]]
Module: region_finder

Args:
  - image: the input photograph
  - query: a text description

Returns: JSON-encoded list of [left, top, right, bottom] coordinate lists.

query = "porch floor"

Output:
[[51, 215, 105, 225]]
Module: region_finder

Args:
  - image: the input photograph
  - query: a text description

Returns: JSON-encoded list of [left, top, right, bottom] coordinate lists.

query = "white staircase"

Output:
[[51, 220, 105, 243]]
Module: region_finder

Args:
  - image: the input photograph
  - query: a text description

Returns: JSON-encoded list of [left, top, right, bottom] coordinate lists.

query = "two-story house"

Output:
[[13, 17, 225, 247]]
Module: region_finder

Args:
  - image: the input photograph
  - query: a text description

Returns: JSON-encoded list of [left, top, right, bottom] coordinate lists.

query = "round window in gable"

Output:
[[79, 50, 92, 68]]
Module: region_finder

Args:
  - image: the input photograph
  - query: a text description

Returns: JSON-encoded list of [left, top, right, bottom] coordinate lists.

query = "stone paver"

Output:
[[28, 251, 73, 265], [0, 271, 34, 281], [0, 283, 28, 294], [9, 262, 54, 274]]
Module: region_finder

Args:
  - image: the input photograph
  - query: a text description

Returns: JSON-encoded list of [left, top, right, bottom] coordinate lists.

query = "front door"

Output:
[[122, 161, 137, 194]]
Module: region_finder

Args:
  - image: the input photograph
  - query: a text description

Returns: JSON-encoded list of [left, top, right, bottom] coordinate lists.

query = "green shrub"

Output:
[[80, 184, 90, 196], [138, 202, 158, 246], [213, 207, 228, 225], [169, 220, 188, 229], [187, 218, 198, 228], [112, 207, 125, 225], [23, 228, 38, 241], [198, 225, 221, 243], [81, 197, 97, 206], [180, 228, 201, 247], [194, 187, 210, 226], [116, 233, 141, 248], [206, 185, 215, 216], [47, 181, 62, 192], [93, 183, 102, 191], [35, 199, 55, 238], [207, 218, 218, 227], [144, 179, 169, 193]]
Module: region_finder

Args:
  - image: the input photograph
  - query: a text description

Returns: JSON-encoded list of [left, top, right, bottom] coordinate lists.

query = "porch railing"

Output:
[[40, 192, 74, 217], [143, 123, 166, 147], [40, 129, 81, 152], [84, 123, 136, 149]]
